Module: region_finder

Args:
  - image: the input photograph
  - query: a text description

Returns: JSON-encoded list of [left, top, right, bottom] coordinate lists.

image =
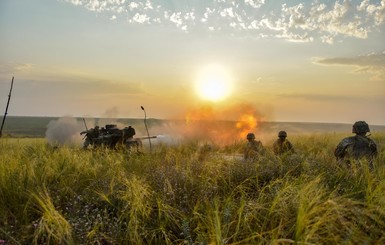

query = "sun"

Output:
[[195, 64, 233, 102]]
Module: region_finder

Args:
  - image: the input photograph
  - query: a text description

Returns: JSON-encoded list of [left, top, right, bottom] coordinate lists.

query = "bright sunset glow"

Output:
[[1, 0, 385, 124], [195, 64, 232, 102]]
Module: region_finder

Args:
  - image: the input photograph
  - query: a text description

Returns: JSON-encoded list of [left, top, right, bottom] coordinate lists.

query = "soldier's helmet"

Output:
[[352, 121, 370, 134], [246, 133, 255, 140], [278, 131, 287, 138], [124, 126, 136, 138]]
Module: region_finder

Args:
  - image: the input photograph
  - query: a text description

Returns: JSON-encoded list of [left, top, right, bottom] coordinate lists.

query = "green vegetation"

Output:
[[0, 133, 384, 244]]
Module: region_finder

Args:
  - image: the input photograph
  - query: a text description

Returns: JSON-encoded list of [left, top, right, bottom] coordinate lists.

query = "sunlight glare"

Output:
[[195, 64, 233, 102]]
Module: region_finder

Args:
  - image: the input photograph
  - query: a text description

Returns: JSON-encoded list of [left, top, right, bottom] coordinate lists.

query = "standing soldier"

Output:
[[273, 131, 294, 155], [244, 133, 264, 161], [334, 121, 377, 168]]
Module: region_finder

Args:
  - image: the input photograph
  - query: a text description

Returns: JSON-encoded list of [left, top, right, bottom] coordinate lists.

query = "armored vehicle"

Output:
[[81, 124, 155, 151]]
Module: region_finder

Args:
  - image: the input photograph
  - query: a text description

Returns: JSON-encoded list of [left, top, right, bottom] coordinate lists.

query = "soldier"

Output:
[[334, 121, 377, 168], [273, 131, 294, 155], [103, 124, 122, 149], [124, 125, 136, 140], [244, 132, 264, 161], [124, 126, 141, 152], [80, 126, 100, 149]]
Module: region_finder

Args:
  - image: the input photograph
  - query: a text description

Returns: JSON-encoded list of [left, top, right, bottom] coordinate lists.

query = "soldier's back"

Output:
[[335, 135, 377, 161], [244, 140, 263, 160], [351, 135, 377, 159], [273, 139, 293, 155]]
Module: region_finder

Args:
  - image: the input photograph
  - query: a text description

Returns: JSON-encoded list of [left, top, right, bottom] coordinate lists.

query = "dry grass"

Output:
[[0, 133, 384, 244]]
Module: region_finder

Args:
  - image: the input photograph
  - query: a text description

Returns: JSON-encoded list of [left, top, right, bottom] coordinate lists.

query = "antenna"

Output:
[[141, 106, 152, 151], [0, 76, 14, 138]]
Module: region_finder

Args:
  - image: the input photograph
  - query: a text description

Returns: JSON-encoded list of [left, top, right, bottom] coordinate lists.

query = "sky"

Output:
[[0, 0, 385, 125]]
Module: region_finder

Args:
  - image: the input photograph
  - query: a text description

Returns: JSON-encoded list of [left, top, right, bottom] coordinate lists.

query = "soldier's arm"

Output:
[[369, 139, 378, 156], [334, 138, 353, 159], [272, 141, 279, 154], [288, 141, 294, 152]]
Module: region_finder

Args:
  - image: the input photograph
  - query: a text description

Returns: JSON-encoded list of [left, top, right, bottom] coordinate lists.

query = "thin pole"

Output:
[[0, 76, 14, 138], [141, 106, 152, 151], [83, 118, 89, 132]]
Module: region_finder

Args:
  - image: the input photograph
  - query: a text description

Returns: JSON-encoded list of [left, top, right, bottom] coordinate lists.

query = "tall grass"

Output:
[[0, 133, 384, 244]]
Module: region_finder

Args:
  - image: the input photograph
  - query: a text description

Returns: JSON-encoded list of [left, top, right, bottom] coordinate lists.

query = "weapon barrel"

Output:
[[137, 136, 157, 139]]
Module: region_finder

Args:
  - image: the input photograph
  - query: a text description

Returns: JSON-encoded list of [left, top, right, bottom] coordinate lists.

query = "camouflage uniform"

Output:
[[334, 121, 377, 168], [124, 126, 142, 152], [273, 131, 294, 155], [102, 124, 122, 149], [244, 133, 264, 161]]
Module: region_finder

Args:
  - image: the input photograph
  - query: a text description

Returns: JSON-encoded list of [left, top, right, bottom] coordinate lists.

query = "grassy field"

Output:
[[0, 131, 384, 244]]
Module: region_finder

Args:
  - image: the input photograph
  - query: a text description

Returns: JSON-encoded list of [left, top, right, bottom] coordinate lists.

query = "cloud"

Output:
[[244, 0, 265, 9], [0, 62, 34, 74], [130, 13, 150, 24], [314, 52, 385, 80], [169, 12, 183, 26], [62, 0, 385, 43], [0, 64, 146, 104], [358, 0, 385, 25], [0, 76, 147, 118], [256, 1, 370, 43], [277, 31, 314, 43], [128, 2, 139, 11]]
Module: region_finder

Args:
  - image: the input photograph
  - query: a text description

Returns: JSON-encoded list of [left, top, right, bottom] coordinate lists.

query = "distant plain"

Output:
[[1, 116, 384, 138]]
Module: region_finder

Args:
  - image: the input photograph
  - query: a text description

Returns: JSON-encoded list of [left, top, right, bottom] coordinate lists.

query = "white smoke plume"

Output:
[[97, 106, 126, 129], [45, 116, 84, 146], [102, 106, 119, 118]]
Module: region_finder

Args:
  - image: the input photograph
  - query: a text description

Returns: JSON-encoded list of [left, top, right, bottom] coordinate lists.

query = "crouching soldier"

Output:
[[273, 131, 294, 155], [244, 133, 264, 161], [123, 126, 142, 153], [334, 121, 377, 169]]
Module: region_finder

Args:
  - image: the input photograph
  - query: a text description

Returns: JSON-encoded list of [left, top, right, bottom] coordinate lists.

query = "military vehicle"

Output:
[[80, 124, 156, 151]]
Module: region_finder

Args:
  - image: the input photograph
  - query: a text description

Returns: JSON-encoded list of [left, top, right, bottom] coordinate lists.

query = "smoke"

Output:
[[103, 106, 119, 118], [97, 106, 127, 129], [139, 134, 180, 147], [44, 104, 269, 148], [45, 116, 84, 146]]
